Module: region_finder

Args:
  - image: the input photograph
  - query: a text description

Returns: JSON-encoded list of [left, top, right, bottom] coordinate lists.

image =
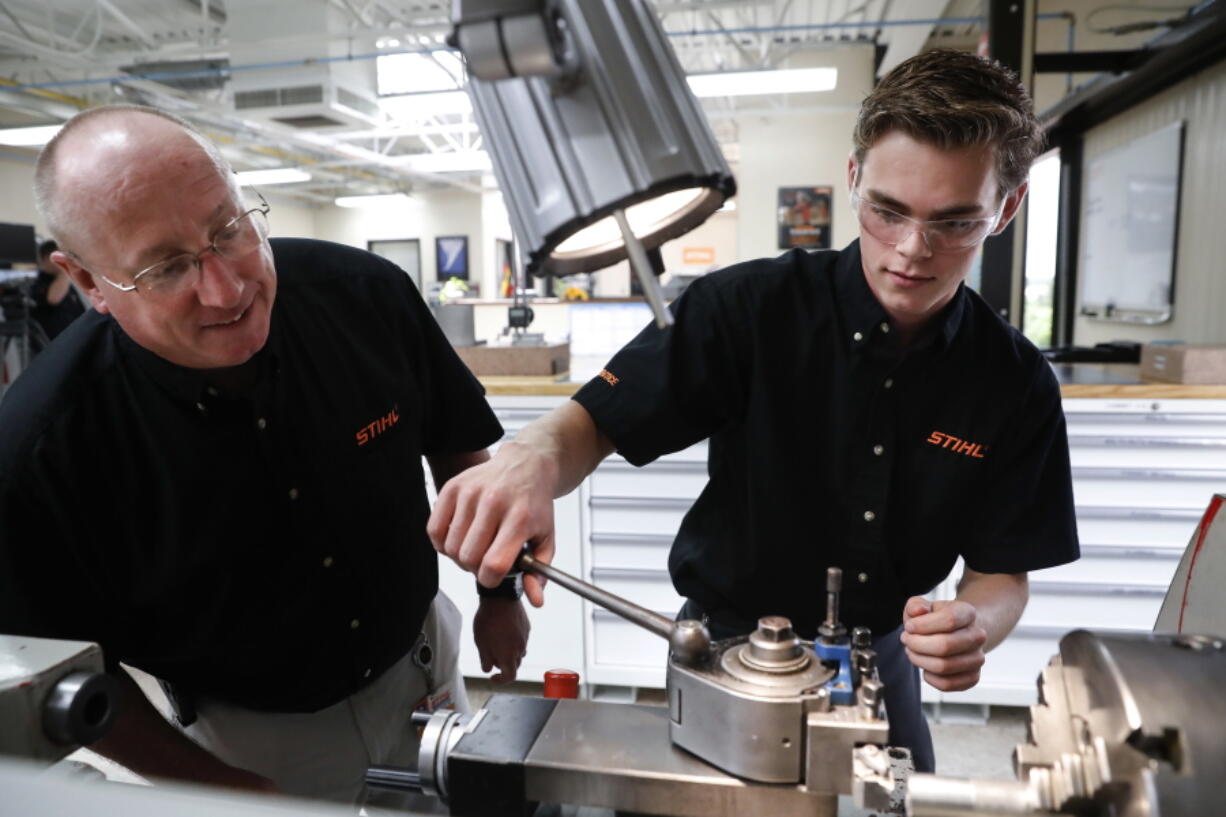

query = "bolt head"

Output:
[[756, 616, 794, 642]]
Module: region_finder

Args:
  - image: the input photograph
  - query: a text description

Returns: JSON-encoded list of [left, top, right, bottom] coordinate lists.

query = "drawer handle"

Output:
[[1072, 466, 1226, 481], [1067, 413, 1226, 424], [1029, 581, 1167, 597], [1010, 624, 1146, 639], [1068, 435, 1226, 448], [1076, 505, 1203, 521], [590, 497, 696, 511], [1077, 543, 1183, 559], [590, 567, 671, 581], [599, 460, 708, 474], [590, 533, 674, 546]]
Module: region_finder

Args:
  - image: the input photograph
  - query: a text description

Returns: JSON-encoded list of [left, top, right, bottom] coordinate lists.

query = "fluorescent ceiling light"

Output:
[[235, 168, 311, 186], [0, 124, 62, 146], [377, 51, 465, 96], [334, 193, 413, 208], [399, 150, 491, 174], [687, 67, 838, 98], [380, 90, 473, 120]]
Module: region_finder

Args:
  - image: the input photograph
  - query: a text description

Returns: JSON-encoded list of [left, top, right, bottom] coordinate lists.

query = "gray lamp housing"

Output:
[[463, 0, 736, 276]]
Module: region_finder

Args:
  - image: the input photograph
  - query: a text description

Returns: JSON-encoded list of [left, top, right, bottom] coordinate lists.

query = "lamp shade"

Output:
[[465, 0, 735, 276]]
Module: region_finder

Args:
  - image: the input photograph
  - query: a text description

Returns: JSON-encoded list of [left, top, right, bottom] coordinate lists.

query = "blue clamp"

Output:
[[813, 639, 854, 706]]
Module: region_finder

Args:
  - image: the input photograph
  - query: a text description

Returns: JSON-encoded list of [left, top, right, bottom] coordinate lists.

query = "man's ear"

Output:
[[994, 181, 1029, 233], [52, 250, 111, 314], [847, 152, 858, 193]]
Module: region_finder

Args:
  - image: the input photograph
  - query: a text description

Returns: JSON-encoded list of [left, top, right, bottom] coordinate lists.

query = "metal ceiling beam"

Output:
[[96, 0, 157, 50]]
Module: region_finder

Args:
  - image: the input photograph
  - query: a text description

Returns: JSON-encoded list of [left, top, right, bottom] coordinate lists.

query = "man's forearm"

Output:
[[509, 400, 615, 498], [91, 670, 270, 790], [955, 569, 1028, 652]]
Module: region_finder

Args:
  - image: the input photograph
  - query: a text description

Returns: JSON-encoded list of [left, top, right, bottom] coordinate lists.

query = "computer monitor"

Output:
[[0, 222, 37, 268]]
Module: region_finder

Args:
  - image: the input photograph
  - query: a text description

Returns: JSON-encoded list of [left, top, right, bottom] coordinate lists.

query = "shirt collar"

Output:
[[833, 239, 968, 355], [113, 318, 277, 407]]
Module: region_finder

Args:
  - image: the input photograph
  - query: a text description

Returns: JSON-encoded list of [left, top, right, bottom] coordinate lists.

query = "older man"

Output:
[[428, 49, 1079, 773], [0, 105, 527, 804]]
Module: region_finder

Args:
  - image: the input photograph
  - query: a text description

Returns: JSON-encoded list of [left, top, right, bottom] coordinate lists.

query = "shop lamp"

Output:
[[451, 0, 736, 328]]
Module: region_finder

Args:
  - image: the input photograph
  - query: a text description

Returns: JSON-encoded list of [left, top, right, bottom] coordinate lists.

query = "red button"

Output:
[[543, 669, 580, 699]]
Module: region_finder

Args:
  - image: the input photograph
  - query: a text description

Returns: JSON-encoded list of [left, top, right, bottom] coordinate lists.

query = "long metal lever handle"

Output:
[[517, 551, 710, 664]]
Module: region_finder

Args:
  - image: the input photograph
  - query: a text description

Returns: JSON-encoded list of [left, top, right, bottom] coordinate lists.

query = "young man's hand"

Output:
[[899, 596, 987, 692], [427, 442, 559, 607]]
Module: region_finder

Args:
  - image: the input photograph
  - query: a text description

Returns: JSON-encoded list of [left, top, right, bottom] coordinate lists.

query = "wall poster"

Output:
[[777, 186, 832, 250]]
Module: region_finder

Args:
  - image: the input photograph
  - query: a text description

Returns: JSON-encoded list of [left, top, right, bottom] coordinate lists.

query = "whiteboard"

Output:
[[1078, 121, 1183, 323]]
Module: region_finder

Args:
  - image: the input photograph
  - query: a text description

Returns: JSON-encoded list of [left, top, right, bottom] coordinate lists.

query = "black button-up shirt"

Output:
[[0, 238, 502, 712], [574, 241, 1078, 638]]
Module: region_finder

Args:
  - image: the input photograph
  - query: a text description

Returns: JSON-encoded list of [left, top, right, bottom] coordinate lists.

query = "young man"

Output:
[[0, 106, 528, 804], [427, 49, 1078, 772]]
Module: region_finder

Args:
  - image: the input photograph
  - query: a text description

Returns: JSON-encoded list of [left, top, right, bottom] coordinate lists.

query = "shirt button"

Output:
[[195, 402, 207, 414], [863, 510, 876, 522], [853, 331, 863, 342], [364, 668, 372, 678], [883, 378, 894, 389], [880, 322, 890, 334], [257, 417, 267, 430], [350, 619, 361, 630], [873, 444, 884, 456], [858, 572, 869, 583], [322, 556, 334, 568], [289, 488, 300, 500]]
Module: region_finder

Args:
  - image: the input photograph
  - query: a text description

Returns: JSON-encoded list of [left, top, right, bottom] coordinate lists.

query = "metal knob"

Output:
[[818, 567, 847, 643], [741, 616, 809, 671]]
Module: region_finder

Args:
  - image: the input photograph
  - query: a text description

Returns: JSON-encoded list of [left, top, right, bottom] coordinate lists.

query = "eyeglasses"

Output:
[[850, 189, 1002, 253], [88, 192, 271, 298]]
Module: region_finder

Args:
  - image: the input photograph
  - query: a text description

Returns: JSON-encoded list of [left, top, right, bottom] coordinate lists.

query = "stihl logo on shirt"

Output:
[[926, 430, 988, 459], [597, 369, 620, 386], [356, 405, 400, 446]]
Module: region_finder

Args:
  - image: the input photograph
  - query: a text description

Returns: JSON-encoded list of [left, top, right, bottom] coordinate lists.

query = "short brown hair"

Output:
[[852, 48, 1044, 196]]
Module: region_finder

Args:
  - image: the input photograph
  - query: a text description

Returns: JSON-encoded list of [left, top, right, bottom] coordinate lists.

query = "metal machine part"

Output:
[[413, 692, 854, 817], [449, 0, 569, 82], [514, 552, 890, 789], [517, 551, 711, 665], [0, 635, 120, 763], [907, 630, 1226, 817], [373, 555, 899, 815]]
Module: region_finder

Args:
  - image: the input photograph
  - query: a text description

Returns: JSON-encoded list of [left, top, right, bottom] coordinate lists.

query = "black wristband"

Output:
[[476, 573, 523, 601]]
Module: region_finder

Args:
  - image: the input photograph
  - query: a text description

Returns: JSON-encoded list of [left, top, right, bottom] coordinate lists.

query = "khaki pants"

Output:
[[183, 592, 468, 808]]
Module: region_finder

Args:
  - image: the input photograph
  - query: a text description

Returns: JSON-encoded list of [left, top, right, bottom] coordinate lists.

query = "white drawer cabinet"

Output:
[[939, 397, 1226, 707]]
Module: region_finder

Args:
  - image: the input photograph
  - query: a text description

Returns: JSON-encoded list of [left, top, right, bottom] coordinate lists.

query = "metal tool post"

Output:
[[370, 557, 901, 817]]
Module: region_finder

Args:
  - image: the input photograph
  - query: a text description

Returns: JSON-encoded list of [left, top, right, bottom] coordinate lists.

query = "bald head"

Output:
[[34, 105, 235, 252]]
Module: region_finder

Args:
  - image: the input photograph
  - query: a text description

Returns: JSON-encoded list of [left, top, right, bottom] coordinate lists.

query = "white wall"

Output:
[[735, 45, 875, 262], [0, 155, 44, 236], [1072, 57, 1226, 345], [311, 189, 485, 293], [260, 191, 318, 239]]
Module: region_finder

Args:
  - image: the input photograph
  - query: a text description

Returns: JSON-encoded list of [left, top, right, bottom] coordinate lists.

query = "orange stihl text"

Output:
[[357, 406, 400, 446], [926, 430, 987, 458]]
